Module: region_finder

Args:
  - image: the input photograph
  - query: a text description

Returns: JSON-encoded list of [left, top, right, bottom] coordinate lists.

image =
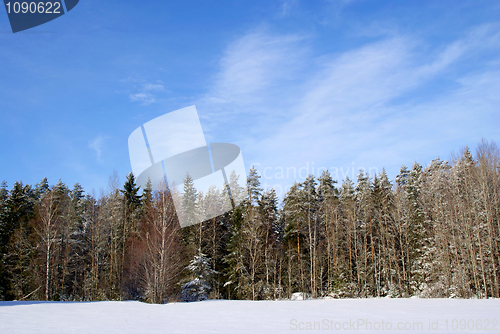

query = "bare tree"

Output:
[[34, 189, 61, 301], [142, 184, 182, 303]]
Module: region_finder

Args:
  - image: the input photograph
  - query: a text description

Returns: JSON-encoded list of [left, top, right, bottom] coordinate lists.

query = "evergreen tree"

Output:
[[181, 173, 198, 228], [181, 253, 217, 302], [121, 172, 142, 212], [34, 178, 49, 199], [64, 183, 86, 299], [228, 170, 246, 206], [0, 181, 35, 300], [224, 205, 246, 299], [339, 177, 358, 295], [0, 181, 9, 249], [246, 166, 262, 206], [354, 170, 373, 296], [372, 169, 394, 297], [317, 171, 342, 296], [0, 181, 9, 300], [258, 188, 279, 299], [180, 173, 201, 269], [141, 179, 153, 208], [282, 182, 306, 296], [317, 170, 337, 202]]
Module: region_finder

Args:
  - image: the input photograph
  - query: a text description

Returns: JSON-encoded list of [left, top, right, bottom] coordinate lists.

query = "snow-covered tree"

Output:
[[181, 253, 217, 302]]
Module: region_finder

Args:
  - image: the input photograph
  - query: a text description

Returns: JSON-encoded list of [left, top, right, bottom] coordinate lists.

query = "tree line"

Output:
[[0, 140, 499, 302]]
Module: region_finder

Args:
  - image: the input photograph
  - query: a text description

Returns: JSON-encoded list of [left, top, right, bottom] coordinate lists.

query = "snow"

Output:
[[1, 298, 499, 333], [290, 292, 310, 300]]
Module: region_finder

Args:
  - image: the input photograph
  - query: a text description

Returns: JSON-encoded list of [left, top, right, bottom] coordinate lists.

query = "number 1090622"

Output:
[[5, 2, 62, 14]]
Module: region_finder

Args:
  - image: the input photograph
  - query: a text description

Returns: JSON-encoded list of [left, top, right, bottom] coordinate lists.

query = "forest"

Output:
[[0, 140, 499, 303]]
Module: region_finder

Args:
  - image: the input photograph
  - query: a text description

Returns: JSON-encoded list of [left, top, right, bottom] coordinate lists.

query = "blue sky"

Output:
[[1, 0, 499, 197]]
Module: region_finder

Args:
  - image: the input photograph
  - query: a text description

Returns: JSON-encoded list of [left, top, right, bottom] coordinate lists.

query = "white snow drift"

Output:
[[1, 298, 499, 333]]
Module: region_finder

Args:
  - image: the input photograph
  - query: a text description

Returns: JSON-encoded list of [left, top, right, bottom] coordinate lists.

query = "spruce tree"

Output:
[[141, 179, 153, 208], [224, 205, 245, 299], [34, 178, 49, 199], [258, 188, 279, 299], [0, 181, 35, 300], [121, 172, 142, 213], [0, 181, 9, 300], [339, 177, 357, 295], [246, 166, 262, 206], [282, 182, 306, 296], [317, 171, 342, 296], [180, 173, 200, 267], [354, 170, 373, 296], [181, 253, 217, 302], [181, 173, 198, 227], [372, 169, 394, 297]]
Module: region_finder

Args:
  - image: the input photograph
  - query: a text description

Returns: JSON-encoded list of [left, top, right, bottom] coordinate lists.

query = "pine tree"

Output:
[[282, 182, 306, 296], [102, 174, 126, 300], [406, 162, 425, 296], [34, 178, 49, 199], [258, 188, 279, 299], [181, 173, 198, 227], [121, 173, 142, 212], [339, 177, 358, 296], [83, 193, 106, 301], [246, 166, 262, 206], [224, 205, 246, 300], [317, 171, 342, 297], [0, 181, 9, 300], [0, 181, 9, 250], [355, 170, 373, 297], [1, 181, 35, 300], [64, 183, 86, 299], [141, 179, 153, 208], [475, 140, 500, 298], [180, 173, 201, 271], [233, 165, 264, 300], [372, 169, 394, 297], [181, 253, 217, 302], [228, 170, 246, 206], [301, 175, 320, 297], [199, 187, 231, 299], [416, 158, 451, 297]]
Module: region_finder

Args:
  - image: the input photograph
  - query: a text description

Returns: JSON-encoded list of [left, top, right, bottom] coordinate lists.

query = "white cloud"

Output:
[[197, 29, 308, 144], [129, 92, 156, 105], [198, 24, 500, 196], [128, 81, 165, 105], [205, 30, 306, 106], [89, 135, 105, 161], [143, 83, 165, 92], [279, 0, 298, 16]]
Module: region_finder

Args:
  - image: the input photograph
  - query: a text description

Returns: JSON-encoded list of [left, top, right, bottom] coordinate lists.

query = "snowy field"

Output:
[[1, 298, 499, 333]]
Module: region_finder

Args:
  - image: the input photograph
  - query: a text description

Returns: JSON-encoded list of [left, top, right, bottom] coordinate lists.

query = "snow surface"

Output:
[[1, 298, 499, 333]]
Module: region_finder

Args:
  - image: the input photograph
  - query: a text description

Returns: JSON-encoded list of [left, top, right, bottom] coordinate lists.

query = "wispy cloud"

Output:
[[208, 30, 305, 105], [88, 135, 106, 162], [278, 0, 298, 17], [129, 92, 156, 105], [198, 24, 500, 195], [128, 81, 166, 105], [198, 29, 308, 140]]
